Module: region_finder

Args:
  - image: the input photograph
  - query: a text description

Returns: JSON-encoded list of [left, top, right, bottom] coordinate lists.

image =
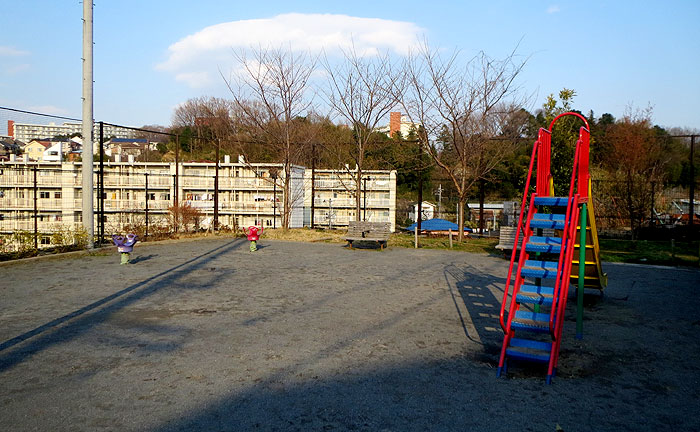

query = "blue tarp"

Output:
[[405, 218, 473, 232]]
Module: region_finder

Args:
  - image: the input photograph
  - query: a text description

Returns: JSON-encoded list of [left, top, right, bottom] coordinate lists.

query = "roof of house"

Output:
[[405, 218, 473, 232], [110, 138, 147, 143]]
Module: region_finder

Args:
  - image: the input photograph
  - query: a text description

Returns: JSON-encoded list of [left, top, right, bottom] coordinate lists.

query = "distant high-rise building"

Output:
[[8, 120, 136, 143]]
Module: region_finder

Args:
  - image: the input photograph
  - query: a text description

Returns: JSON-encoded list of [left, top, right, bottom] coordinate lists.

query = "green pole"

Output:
[[576, 203, 588, 339]]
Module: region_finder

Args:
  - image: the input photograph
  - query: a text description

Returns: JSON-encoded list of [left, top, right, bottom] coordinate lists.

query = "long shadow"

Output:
[[129, 253, 158, 264], [443, 262, 508, 364], [0, 238, 245, 372], [147, 264, 700, 431]]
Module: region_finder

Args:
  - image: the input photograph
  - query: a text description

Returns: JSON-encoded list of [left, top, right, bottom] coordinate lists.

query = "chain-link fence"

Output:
[[591, 179, 699, 239]]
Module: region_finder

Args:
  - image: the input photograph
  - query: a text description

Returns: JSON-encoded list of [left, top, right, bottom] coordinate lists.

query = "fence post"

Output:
[[689, 136, 695, 229], [650, 181, 655, 226], [144, 172, 149, 240], [99, 121, 104, 244], [33, 165, 38, 250], [449, 229, 453, 248], [671, 238, 675, 262], [172, 174, 178, 233]]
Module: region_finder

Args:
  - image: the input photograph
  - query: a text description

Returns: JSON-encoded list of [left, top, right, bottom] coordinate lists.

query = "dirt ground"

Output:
[[0, 237, 698, 431]]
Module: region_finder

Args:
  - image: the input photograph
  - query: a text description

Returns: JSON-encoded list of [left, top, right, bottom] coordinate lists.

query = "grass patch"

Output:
[[257, 228, 500, 254], [389, 233, 500, 254], [599, 238, 699, 267]]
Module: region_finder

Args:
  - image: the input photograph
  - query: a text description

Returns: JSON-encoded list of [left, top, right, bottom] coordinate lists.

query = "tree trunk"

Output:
[[457, 198, 465, 241], [283, 163, 291, 229], [355, 166, 362, 221]]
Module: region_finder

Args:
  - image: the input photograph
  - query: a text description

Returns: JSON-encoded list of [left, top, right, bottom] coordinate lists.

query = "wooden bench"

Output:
[[345, 221, 391, 250]]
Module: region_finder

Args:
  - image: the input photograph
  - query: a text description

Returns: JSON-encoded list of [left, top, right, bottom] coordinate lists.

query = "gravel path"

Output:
[[1, 237, 698, 431]]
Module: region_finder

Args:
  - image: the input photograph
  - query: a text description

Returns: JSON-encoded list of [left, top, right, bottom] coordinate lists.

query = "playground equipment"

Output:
[[497, 112, 606, 384], [112, 233, 138, 264]]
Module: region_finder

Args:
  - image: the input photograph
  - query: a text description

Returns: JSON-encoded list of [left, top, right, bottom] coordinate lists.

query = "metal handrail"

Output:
[[499, 135, 542, 331], [503, 192, 538, 337], [549, 137, 582, 335]]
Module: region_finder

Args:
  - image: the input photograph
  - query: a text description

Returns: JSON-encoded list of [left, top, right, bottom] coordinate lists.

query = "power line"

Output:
[[0, 106, 81, 123]]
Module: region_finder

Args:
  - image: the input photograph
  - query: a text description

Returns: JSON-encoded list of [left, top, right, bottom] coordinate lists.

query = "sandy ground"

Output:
[[0, 237, 698, 431]]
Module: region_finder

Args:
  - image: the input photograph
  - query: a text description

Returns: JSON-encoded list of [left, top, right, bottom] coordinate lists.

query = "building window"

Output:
[[148, 193, 156, 200], [54, 191, 62, 199], [41, 236, 51, 245], [40, 191, 50, 199]]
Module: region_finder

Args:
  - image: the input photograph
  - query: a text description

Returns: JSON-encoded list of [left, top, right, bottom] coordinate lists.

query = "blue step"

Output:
[[530, 213, 566, 230], [525, 236, 562, 253], [516, 284, 554, 305], [511, 310, 552, 333], [506, 337, 552, 362], [534, 196, 570, 207], [520, 259, 559, 279]]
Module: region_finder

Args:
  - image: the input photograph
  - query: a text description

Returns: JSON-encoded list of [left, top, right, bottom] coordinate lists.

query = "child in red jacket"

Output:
[[244, 225, 263, 251]]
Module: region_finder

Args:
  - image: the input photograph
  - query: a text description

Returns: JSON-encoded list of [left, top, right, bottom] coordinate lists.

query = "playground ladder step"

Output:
[[519, 259, 559, 279], [525, 236, 562, 253], [533, 196, 570, 207], [571, 259, 597, 265], [516, 284, 554, 306], [510, 310, 552, 333], [530, 213, 565, 230], [505, 337, 552, 363]]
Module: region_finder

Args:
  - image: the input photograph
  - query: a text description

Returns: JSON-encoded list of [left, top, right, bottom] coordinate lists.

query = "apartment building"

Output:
[[304, 169, 397, 232], [8, 120, 136, 143], [0, 160, 396, 245]]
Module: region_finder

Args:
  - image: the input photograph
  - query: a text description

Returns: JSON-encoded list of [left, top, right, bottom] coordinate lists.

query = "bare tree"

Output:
[[399, 44, 528, 240], [322, 47, 401, 220], [224, 46, 316, 229]]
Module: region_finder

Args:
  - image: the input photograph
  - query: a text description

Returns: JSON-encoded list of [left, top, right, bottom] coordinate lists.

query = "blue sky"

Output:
[[1, 0, 699, 133]]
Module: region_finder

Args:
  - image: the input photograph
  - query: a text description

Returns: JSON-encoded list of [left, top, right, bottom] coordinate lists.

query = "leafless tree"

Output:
[[398, 43, 528, 240], [224, 46, 317, 229], [322, 47, 401, 220]]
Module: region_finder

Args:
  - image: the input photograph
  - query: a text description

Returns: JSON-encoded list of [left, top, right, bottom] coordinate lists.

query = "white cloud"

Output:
[[0, 46, 30, 56], [4, 63, 30, 75], [547, 5, 561, 14], [157, 13, 424, 88]]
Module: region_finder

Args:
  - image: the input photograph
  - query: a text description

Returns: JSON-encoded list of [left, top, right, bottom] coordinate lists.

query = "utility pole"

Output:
[[436, 184, 443, 219], [81, 0, 94, 248]]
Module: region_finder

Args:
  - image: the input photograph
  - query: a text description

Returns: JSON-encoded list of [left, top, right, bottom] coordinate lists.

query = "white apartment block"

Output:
[[8, 120, 136, 143], [0, 160, 396, 246], [304, 169, 397, 232]]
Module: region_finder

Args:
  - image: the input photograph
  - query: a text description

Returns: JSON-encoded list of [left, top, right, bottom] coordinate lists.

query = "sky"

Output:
[[1, 0, 699, 134]]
